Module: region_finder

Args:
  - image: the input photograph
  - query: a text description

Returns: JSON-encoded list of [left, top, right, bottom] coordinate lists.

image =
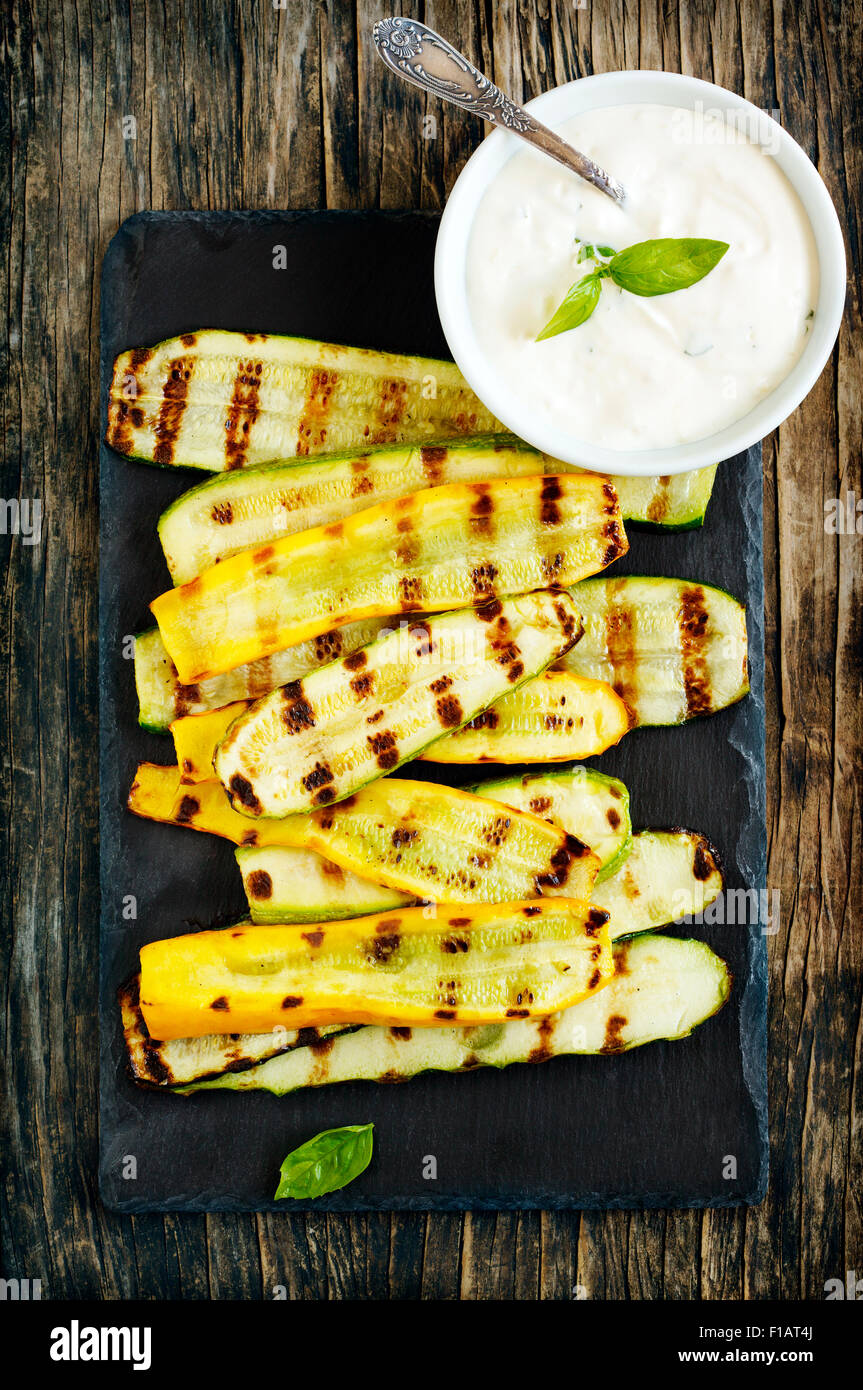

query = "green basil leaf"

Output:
[[576, 243, 595, 263], [609, 238, 728, 296], [595, 244, 617, 259], [274, 1124, 374, 1201], [536, 272, 602, 341]]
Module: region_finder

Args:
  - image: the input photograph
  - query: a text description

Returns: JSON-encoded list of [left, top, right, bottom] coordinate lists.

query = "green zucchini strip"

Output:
[[158, 439, 544, 585], [215, 590, 583, 817], [591, 830, 723, 936], [118, 975, 356, 1088], [563, 575, 749, 726], [175, 934, 731, 1095], [547, 460, 718, 531], [467, 766, 631, 883], [237, 827, 721, 937], [237, 844, 413, 923], [159, 441, 718, 587], [107, 331, 499, 471], [134, 620, 389, 734]]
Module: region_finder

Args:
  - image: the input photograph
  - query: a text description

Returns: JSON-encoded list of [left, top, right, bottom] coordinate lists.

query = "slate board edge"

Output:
[[97, 210, 768, 1214]]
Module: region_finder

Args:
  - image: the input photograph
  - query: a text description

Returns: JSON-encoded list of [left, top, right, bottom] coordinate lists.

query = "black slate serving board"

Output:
[[99, 211, 767, 1212]]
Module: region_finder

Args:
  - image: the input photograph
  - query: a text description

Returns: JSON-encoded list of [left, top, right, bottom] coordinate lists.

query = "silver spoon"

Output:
[[373, 17, 625, 205]]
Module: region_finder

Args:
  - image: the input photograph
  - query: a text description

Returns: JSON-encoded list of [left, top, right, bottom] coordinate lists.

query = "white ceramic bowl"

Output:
[[435, 70, 846, 476]]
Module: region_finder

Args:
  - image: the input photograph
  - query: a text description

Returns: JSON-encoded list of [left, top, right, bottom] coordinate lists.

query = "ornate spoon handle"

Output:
[[373, 17, 625, 205]]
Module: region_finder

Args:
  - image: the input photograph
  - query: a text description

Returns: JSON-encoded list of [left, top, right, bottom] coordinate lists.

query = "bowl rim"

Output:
[[434, 69, 846, 476]]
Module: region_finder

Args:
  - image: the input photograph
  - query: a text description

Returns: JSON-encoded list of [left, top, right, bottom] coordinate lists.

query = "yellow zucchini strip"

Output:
[[138, 899, 613, 1039], [172, 702, 250, 783], [172, 935, 731, 1095], [214, 591, 583, 817], [235, 778, 599, 905], [422, 672, 631, 763], [150, 473, 627, 684], [107, 331, 500, 472]]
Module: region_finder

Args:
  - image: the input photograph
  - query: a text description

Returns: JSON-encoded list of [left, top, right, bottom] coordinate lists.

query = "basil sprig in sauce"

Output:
[[536, 237, 729, 341]]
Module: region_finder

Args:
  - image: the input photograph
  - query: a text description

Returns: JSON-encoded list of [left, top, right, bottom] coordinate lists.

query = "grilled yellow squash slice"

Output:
[[106, 331, 499, 471], [137, 899, 612, 1038], [234, 778, 598, 907], [158, 438, 543, 584], [214, 591, 582, 817], [563, 576, 749, 725], [150, 473, 626, 684], [133, 757, 629, 886], [422, 672, 631, 763], [171, 702, 249, 782], [168, 934, 731, 1095], [128, 763, 262, 843]]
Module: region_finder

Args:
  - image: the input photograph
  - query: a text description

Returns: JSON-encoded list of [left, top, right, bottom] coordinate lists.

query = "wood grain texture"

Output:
[[1, 0, 860, 1299]]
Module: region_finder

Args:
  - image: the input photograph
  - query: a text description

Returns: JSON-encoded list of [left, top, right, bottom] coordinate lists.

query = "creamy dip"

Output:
[[467, 104, 819, 450]]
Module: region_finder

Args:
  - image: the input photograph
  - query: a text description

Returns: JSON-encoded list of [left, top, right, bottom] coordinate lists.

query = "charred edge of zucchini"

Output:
[[117, 975, 356, 1088], [663, 827, 726, 882]]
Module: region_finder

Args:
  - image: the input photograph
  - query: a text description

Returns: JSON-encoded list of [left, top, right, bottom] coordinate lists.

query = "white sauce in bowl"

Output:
[[467, 104, 819, 450]]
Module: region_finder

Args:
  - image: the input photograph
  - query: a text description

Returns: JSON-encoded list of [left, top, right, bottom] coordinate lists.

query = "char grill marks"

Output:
[[153, 356, 195, 465], [225, 356, 263, 469], [678, 585, 714, 715]]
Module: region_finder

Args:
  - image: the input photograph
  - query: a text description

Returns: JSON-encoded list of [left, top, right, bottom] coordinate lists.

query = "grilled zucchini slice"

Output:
[[169, 676, 631, 789], [137, 899, 613, 1038], [238, 827, 721, 936], [562, 575, 749, 725], [128, 762, 614, 924], [118, 975, 355, 1087], [232, 777, 598, 911], [150, 473, 626, 684], [467, 766, 631, 883], [237, 846, 410, 922], [159, 442, 715, 587], [422, 671, 630, 764], [158, 439, 543, 584], [214, 591, 583, 817], [174, 934, 731, 1094], [134, 619, 389, 734], [107, 331, 499, 471], [591, 829, 723, 936], [549, 461, 718, 530]]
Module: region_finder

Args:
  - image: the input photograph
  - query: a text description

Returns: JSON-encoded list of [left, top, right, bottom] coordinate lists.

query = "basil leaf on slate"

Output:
[[274, 1124, 374, 1201], [609, 238, 729, 297], [536, 272, 602, 341]]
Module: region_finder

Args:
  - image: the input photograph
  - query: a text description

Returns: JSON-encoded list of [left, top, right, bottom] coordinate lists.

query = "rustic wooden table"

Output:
[[2, 0, 860, 1300]]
